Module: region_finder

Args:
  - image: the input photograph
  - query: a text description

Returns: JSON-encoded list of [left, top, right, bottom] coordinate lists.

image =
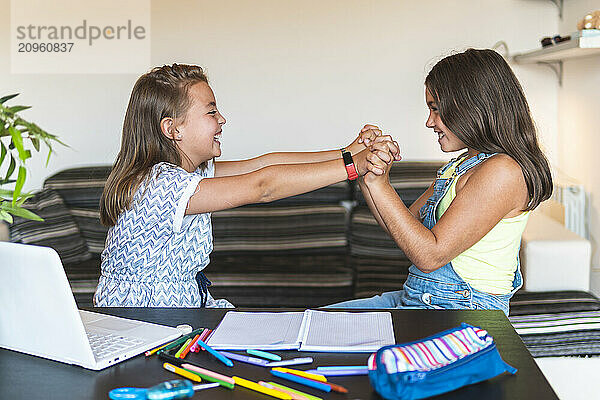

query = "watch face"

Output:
[[342, 151, 353, 165]]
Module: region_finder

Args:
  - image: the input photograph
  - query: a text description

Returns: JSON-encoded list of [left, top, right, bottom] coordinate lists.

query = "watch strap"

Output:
[[341, 150, 358, 181]]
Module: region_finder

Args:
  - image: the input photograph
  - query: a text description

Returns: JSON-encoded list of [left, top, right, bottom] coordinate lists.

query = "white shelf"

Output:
[[512, 35, 600, 64], [510, 34, 600, 85]]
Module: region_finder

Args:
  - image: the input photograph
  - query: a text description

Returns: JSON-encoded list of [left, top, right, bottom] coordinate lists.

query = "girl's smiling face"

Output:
[[425, 88, 469, 154], [176, 81, 226, 170]]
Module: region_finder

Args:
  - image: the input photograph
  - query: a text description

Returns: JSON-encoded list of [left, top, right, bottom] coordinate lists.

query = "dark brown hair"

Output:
[[425, 48, 552, 210], [100, 64, 208, 226]]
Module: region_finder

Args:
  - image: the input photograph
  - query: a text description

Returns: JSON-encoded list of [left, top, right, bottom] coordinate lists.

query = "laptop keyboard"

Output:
[[87, 332, 144, 359]]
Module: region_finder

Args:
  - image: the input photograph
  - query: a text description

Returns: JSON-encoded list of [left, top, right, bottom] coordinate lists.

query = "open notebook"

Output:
[[206, 310, 395, 352]]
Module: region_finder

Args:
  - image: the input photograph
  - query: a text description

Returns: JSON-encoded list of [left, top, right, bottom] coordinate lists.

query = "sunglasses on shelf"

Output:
[[541, 35, 571, 47]]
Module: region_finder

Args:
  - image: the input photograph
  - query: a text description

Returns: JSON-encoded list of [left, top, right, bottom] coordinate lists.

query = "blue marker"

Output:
[[270, 370, 332, 392], [195, 339, 234, 367], [246, 349, 282, 361]]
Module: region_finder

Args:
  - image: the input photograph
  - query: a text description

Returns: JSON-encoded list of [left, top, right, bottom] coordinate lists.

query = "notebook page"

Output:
[[299, 310, 395, 352], [206, 311, 305, 350]]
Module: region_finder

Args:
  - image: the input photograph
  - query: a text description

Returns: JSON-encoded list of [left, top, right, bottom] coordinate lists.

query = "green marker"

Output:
[[174, 338, 192, 358], [162, 328, 204, 353]]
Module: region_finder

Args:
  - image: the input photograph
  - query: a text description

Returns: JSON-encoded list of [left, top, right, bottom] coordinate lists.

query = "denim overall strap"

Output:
[[401, 152, 520, 315]]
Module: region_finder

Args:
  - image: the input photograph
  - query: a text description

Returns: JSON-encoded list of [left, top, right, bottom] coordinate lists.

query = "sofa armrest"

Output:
[[520, 211, 591, 292], [0, 221, 8, 242]]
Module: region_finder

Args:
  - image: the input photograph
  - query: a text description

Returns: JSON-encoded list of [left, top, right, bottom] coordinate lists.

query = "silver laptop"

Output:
[[0, 241, 182, 370]]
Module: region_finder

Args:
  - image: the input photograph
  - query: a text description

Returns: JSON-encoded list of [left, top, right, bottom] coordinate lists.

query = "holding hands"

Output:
[[349, 124, 401, 182]]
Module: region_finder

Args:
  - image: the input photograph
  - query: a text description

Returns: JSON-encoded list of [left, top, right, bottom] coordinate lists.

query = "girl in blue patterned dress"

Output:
[[94, 64, 400, 307]]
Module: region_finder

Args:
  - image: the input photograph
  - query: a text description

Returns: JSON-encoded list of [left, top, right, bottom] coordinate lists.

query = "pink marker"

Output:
[[197, 329, 212, 352], [190, 328, 210, 352], [181, 363, 235, 385], [188, 333, 203, 353]]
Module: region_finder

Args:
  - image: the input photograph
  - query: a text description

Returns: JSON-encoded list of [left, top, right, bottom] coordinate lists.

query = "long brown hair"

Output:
[[100, 64, 208, 226], [425, 49, 552, 210]]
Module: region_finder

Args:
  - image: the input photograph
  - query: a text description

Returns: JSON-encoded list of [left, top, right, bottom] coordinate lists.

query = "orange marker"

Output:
[[180, 334, 199, 359], [295, 376, 348, 393]]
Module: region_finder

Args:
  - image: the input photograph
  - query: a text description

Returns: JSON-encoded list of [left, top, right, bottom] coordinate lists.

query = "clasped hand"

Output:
[[347, 124, 401, 181]]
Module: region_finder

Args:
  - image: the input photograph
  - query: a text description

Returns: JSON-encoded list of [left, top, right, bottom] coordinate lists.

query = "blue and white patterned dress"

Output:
[[94, 160, 233, 308]]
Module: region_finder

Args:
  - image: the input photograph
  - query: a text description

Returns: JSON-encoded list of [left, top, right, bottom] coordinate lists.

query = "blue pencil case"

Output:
[[367, 323, 516, 400]]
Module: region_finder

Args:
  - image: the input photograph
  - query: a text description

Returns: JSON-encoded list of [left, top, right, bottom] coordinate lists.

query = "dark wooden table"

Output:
[[0, 308, 557, 399]]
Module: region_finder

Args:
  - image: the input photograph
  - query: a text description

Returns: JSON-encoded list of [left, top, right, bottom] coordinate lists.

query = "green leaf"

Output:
[[12, 166, 26, 205], [0, 209, 14, 224], [8, 126, 30, 161], [0, 189, 14, 197], [0, 141, 6, 166], [4, 155, 15, 181], [0, 93, 19, 104], [0, 203, 43, 221], [15, 192, 33, 206], [8, 105, 31, 113], [31, 137, 40, 152]]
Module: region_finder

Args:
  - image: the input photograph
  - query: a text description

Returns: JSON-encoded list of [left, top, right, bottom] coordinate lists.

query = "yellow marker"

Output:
[[259, 381, 309, 400], [233, 376, 292, 400], [174, 338, 192, 358], [267, 382, 323, 400], [272, 367, 327, 383], [163, 362, 202, 383], [145, 342, 170, 357]]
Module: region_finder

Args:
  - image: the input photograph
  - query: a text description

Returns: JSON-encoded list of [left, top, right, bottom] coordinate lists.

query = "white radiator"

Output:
[[552, 174, 588, 239]]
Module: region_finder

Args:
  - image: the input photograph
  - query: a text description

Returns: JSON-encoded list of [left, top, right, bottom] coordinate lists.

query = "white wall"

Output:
[[558, 0, 600, 290], [1, 0, 558, 191]]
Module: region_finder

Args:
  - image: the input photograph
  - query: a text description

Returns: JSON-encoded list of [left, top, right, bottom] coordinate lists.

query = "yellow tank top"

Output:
[[436, 157, 530, 294]]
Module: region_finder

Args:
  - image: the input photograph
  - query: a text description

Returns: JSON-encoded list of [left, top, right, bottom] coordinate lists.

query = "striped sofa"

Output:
[[7, 162, 600, 361]]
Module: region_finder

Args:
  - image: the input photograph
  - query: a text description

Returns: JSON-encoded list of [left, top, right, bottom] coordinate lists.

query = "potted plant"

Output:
[[0, 93, 64, 222]]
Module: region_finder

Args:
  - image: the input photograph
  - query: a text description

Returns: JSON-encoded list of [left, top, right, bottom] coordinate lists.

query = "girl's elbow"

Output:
[[414, 255, 449, 273], [255, 167, 275, 203]]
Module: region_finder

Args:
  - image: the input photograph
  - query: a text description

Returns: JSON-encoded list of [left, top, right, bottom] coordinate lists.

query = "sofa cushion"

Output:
[[69, 208, 107, 255], [64, 256, 101, 307], [43, 166, 111, 209], [212, 205, 348, 255], [349, 207, 412, 298], [262, 181, 350, 205], [354, 161, 443, 205], [510, 291, 600, 315], [208, 254, 353, 307], [210, 204, 351, 307], [509, 291, 600, 357], [9, 189, 91, 265]]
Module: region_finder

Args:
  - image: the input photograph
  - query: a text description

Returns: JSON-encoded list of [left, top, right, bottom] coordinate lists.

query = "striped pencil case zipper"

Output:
[[367, 323, 517, 400]]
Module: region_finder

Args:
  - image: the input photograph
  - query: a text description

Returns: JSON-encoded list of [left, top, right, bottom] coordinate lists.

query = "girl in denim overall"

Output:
[[330, 49, 553, 316]]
